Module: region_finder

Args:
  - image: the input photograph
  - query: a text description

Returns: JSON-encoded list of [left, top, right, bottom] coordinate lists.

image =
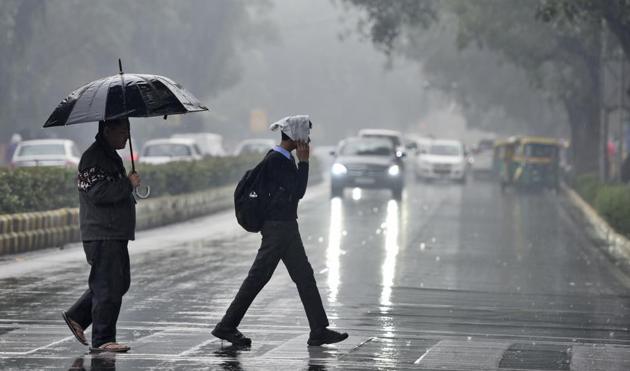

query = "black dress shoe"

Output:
[[307, 328, 349, 346], [211, 325, 252, 347]]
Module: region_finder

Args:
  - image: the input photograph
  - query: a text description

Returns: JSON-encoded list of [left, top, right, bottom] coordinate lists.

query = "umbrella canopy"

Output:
[[43, 73, 208, 127]]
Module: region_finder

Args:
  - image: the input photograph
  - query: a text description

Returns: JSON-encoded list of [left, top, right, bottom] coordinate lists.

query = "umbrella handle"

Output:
[[134, 185, 151, 199], [126, 126, 149, 198]]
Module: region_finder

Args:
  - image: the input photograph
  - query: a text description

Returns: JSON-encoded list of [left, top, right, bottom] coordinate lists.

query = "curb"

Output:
[[0, 186, 234, 256], [561, 183, 630, 269]]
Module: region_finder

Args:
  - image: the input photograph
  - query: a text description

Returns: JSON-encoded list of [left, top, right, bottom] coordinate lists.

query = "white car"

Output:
[[233, 139, 275, 156], [171, 133, 226, 157], [407, 135, 433, 155], [471, 148, 494, 177], [358, 128, 404, 151], [358, 128, 407, 166], [139, 138, 203, 165], [11, 139, 81, 168], [415, 139, 467, 183]]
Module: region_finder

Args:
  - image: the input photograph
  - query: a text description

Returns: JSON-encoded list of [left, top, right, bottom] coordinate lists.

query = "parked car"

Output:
[[11, 139, 81, 168], [415, 139, 467, 184], [171, 132, 226, 157], [330, 136, 404, 200], [139, 138, 203, 165], [233, 138, 275, 156]]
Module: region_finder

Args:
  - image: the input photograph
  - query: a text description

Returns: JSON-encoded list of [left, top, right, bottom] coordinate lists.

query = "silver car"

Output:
[[139, 138, 203, 165], [11, 139, 81, 168]]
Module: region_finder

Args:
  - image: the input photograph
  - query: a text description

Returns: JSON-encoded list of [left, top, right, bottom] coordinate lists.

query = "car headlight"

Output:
[[331, 163, 347, 176], [388, 164, 401, 176]]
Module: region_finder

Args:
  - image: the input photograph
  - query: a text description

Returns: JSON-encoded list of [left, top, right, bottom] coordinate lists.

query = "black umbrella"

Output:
[[44, 60, 208, 127], [44, 60, 209, 197]]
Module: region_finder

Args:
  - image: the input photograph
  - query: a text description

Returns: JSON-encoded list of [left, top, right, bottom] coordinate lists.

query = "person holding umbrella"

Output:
[[45, 60, 208, 352], [62, 117, 139, 353]]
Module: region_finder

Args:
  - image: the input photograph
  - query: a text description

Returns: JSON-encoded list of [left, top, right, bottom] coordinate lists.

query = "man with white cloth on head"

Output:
[[211, 115, 349, 347]]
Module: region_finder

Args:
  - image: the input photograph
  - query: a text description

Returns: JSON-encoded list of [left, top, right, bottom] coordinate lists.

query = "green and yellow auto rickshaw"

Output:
[[493, 137, 517, 188], [496, 136, 561, 191]]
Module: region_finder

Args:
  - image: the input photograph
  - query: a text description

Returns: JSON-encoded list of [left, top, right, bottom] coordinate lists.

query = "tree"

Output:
[[0, 0, 271, 147], [451, 1, 603, 174], [342, 0, 603, 174], [397, 16, 567, 137], [0, 0, 45, 140], [538, 0, 630, 59]]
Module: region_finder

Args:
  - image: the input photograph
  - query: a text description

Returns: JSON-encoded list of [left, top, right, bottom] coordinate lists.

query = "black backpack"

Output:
[[234, 152, 273, 232]]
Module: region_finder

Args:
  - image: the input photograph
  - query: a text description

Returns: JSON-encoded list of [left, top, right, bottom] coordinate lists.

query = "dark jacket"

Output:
[[78, 133, 136, 241], [264, 150, 309, 221]]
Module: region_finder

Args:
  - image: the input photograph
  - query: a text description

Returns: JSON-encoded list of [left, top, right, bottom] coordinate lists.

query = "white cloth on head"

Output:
[[269, 115, 311, 141]]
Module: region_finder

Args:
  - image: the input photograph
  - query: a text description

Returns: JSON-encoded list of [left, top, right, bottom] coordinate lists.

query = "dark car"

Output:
[[330, 137, 404, 200]]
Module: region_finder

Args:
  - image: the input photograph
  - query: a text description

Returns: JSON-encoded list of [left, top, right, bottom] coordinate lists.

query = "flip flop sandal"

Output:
[[90, 342, 130, 353], [62, 312, 88, 346]]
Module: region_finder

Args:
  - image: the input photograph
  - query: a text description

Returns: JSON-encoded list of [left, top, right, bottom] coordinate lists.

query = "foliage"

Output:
[[573, 174, 630, 236], [342, 0, 438, 54], [341, 0, 603, 174], [538, 0, 630, 59], [0, 156, 261, 214], [0, 167, 77, 214], [594, 184, 630, 237], [401, 18, 566, 136], [0, 154, 322, 214], [138, 155, 261, 197], [0, 1, 272, 144], [573, 173, 602, 204]]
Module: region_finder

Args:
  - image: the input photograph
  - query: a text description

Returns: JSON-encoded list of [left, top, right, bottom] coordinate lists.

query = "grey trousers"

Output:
[[66, 240, 130, 347], [219, 220, 329, 330]]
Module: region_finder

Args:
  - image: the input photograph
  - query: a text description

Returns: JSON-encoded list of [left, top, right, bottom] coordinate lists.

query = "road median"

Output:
[[0, 169, 323, 257], [0, 185, 234, 256]]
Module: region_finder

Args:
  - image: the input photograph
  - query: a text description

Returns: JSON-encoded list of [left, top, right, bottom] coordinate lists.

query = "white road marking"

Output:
[[571, 344, 630, 371], [414, 347, 432, 364], [413, 339, 511, 370], [178, 338, 218, 357]]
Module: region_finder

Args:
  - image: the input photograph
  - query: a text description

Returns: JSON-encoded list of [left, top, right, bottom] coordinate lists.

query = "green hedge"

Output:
[[0, 154, 321, 215], [594, 185, 630, 237], [137, 155, 260, 197], [572, 174, 602, 205], [573, 174, 630, 237], [0, 167, 78, 214]]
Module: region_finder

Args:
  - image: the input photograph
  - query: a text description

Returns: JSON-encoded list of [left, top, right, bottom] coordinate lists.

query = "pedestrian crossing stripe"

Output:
[[412, 339, 630, 371]]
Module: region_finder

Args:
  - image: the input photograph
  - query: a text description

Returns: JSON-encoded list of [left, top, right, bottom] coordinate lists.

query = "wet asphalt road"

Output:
[[1, 174, 630, 370]]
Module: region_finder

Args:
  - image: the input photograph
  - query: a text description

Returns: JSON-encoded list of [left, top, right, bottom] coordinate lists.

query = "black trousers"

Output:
[[219, 220, 329, 330], [66, 240, 130, 347]]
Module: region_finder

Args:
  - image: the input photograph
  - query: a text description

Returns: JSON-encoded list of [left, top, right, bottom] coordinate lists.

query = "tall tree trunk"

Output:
[[0, 0, 45, 139], [565, 99, 601, 175]]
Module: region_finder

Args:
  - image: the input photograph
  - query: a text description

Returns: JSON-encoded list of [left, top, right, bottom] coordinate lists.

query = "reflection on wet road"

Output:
[[1, 177, 630, 370]]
